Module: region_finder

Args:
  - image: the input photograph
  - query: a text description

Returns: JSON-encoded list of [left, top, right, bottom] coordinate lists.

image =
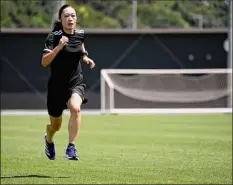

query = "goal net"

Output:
[[101, 69, 232, 114]]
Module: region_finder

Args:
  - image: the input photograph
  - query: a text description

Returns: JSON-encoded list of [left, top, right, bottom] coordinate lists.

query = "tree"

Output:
[[0, 0, 229, 29]]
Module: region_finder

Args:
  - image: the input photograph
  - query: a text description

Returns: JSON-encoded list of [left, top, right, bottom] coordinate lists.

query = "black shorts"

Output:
[[47, 83, 88, 117]]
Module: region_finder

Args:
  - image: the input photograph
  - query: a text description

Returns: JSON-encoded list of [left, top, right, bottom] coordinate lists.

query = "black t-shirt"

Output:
[[43, 29, 86, 89]]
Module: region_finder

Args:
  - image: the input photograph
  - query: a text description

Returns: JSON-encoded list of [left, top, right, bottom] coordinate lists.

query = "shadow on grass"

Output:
[[1, 174, 70, 179]]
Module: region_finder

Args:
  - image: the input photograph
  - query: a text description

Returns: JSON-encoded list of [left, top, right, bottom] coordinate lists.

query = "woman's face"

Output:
[[61, 7, 77, 31]]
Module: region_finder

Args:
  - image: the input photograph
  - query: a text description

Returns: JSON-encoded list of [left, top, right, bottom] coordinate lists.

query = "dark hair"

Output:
[[52, 4, 77, 31]]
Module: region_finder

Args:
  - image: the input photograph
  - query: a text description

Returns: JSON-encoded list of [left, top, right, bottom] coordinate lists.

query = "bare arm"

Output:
[[81, 44, 88, 61], [81, 44, 90, 64], [41, 36, 68, 68], [81, 44, 86, 53], [81, 43, 95, 69], [41, 46, 62, 68]]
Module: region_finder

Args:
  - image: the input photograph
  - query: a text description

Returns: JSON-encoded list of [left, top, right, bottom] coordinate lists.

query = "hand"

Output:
[[83, 56, 95, 69], [58, 36, 69, 49]]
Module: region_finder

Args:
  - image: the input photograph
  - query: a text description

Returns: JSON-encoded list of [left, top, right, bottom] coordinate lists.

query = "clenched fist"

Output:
[[83, 55, 95, 69], [58, 36, 69, 49]]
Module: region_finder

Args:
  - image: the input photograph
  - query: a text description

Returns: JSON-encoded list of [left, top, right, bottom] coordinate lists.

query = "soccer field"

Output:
[[1, 114, 232, 184]]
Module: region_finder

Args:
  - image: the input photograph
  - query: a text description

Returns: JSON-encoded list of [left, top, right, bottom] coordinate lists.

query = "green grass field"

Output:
[[1, 114, 232, 184]]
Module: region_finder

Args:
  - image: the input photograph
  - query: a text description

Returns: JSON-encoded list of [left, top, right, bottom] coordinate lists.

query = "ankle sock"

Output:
[[68, 143, 75, 147]]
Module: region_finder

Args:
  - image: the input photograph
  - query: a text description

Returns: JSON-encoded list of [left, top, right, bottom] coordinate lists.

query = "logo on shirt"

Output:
[[53, 30, 63, 35]]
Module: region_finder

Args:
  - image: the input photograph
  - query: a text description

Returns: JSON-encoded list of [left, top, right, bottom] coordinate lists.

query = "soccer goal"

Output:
[[100, 68, 232, 114]]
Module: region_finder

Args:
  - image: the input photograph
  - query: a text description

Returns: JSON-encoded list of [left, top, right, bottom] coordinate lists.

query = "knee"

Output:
[[49, 117, 62, 132], [52, 123, 61, 131], [48, 122, 61, 132], [69, 93, 82, 117], [70, 103, 81, 116], [70, 104, 81, 117]]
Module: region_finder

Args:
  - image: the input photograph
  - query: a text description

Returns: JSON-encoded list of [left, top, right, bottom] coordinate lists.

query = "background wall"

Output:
[[0, 29, 228, 110]]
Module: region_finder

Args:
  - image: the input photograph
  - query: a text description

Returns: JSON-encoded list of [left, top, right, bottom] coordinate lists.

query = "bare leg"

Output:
[[68, 93, 82, 144], [44, 115, 62, 160], [46, 116, 62, 143]]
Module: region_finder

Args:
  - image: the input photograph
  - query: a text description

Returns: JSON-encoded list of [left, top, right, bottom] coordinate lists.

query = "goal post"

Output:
[[100, 68, 232, 114], [101, 69, 115, 113]]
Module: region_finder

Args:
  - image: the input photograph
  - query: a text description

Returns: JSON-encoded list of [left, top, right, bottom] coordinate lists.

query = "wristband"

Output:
[[82, 51, 88, 56]]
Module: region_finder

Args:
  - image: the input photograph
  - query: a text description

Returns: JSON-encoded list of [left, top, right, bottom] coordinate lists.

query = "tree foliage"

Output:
[[1, 0, 229, 28]]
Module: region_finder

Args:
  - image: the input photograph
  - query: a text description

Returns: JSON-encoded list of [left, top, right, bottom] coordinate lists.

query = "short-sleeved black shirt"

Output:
[[43, 29, 86, 90]]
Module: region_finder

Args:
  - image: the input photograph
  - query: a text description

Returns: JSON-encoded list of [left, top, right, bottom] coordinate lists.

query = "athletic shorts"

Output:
[[47, 83, 88, 117]]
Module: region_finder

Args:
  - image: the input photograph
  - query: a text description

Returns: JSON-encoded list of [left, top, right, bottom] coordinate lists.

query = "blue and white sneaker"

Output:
[[44, 134, 56, 160], [65, 145, 79, 160]]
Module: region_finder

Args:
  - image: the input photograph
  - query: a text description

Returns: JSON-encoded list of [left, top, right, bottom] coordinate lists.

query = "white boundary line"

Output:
[[111, 108, 232, 114], [1, 108, 232, 116]]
